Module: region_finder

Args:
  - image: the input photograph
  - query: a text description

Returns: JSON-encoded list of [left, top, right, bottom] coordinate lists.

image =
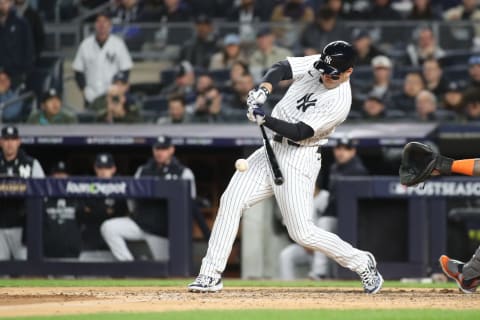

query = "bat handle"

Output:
[[274, 177, 284, 185]]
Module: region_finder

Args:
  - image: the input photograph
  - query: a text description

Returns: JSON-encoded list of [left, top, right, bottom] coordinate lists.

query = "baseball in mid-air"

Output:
[[235, 158, 249, 172]]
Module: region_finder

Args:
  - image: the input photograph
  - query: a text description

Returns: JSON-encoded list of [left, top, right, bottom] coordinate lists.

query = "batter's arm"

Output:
[[263, 117, 314, 141], [259, 60, 293, 94]]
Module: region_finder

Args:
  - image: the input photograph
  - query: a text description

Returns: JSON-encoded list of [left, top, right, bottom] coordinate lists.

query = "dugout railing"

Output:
[[336, 176, 480, 279], [0, 177, 192, 277]]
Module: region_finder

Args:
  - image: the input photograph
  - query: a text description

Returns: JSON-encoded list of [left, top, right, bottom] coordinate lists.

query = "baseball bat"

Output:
[[259, 124, 284, 185]]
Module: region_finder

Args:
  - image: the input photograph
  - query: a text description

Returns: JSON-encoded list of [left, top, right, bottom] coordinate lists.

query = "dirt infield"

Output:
[[0, 287, 479, 317]]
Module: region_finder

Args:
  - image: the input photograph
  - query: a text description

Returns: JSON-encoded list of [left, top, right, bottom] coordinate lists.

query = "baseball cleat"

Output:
[[188, 275, 223, 293], [358, 252, 384, 294], [439, 255, 479, 294]]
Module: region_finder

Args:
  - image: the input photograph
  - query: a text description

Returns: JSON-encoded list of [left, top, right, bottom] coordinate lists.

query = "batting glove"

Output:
[[248, 86, 270, 106], [246, 106, 266, 125]]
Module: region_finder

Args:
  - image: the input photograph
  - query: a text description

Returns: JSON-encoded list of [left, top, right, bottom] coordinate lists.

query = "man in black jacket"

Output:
[[78, 153, 128, 261], [14, 0, 45, 60], [0, 125, 45, 260], [0, 0, 34, 88], [101, 135, 196, 261]]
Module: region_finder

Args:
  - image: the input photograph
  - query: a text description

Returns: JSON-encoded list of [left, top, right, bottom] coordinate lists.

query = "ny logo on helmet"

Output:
[[324, 55, 332, 64]]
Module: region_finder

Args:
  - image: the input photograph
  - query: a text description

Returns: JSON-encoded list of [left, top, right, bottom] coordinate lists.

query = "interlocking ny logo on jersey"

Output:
[[296, 93, 317, 112], [106, 52, 116, 64]]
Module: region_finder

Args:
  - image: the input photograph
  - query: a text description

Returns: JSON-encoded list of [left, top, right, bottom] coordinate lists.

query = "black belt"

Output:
[[273, 134, 300, 147], [273, 134, 322, 153]]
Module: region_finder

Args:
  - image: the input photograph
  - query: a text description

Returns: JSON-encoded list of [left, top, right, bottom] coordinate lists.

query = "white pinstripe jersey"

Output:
[[271, 55, 352, 146]]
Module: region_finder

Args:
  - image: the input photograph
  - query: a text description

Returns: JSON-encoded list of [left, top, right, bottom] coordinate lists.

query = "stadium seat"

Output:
[[142, 95, 168, 117], [439, 50, 473, 67]]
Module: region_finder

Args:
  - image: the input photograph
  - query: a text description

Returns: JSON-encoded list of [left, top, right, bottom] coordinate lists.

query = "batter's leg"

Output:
[[199, 147, 274, 279], [310, 216, 338, 278], [273, 146, 369, 273]]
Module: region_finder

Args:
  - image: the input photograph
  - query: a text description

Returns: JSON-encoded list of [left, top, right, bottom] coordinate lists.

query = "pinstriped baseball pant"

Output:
[[199, 140, 369, 278]]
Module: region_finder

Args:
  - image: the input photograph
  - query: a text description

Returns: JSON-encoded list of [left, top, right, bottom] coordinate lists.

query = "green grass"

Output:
[[3, 310, 479, 320], [0, 278, 458, 288]]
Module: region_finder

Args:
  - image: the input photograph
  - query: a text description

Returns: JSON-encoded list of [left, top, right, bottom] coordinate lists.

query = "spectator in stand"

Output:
[[73, 12, 133, 105], [157, 94, 192, 124], [300, 7, 346, 56], [111, 71, 137, 107], [77, 153, 129, 261], [406, 26, 445, 66], [226, 74, 255, 113], [248, 27, 292, 83], [227, 0, 265, 41], [355, 55, 395, 106], [270, 0, 315, 47], [465, 55, 480, 92], [414, 90, 440, 121], [192, 86, 228, 123], [157, 0, 192, 21], [323, 0, 353, 20], [160, 61, 196, 105], [209, 34, 247, 71], [227, 61, 250, 89], [43, 161, 81, 259], [111, 0, 146, 22], [101, 135, 196, 261], [392, 72, 426, 113], [443, 0, 480, 48], [362, 0, 402, 20], [351, 29, 385, 66], [179, 14, 219, 69], [14, 0, 45, 60], [422, 58, 449, 100], [0, 125, 45, 260], [0, 68, 24, 123], [361, 95, 388, 121], [27, 88, 77, 124], [0, 0, 34, 88], [407, 0, 439, 20], [463, 90, 480, 122], [442, 81, 466, 113], [95, 84, 141, 123]]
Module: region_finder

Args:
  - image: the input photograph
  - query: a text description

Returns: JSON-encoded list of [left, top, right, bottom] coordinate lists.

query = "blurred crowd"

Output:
[[1, 0, 480, 125]]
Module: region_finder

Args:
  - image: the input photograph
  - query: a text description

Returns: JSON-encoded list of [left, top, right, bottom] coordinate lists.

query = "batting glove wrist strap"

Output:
[[435, 155, 453, 175], [248, 87, 270, 105]]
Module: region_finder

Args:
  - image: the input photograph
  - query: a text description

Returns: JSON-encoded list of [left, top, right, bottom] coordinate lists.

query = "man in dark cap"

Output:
[[249, 27, 293, 81], [159, 61, 196, 104], [77, 153, 128, 261], [179, 14, 219, 68], [27, 88, 77, 124], [351, 29, 385, 66], [0, 125, 45, 260], [101, 135, 197, 261]]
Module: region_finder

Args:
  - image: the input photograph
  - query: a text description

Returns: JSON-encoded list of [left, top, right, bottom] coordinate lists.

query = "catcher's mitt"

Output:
[[399, 142, 453, 186]]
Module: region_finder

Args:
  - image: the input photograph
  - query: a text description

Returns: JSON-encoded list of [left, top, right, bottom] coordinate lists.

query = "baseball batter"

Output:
[[188, 41, 383, 294]]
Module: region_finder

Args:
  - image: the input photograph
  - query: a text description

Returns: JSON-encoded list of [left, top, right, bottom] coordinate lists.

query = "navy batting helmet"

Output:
[[313, 41, 355, 77]]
